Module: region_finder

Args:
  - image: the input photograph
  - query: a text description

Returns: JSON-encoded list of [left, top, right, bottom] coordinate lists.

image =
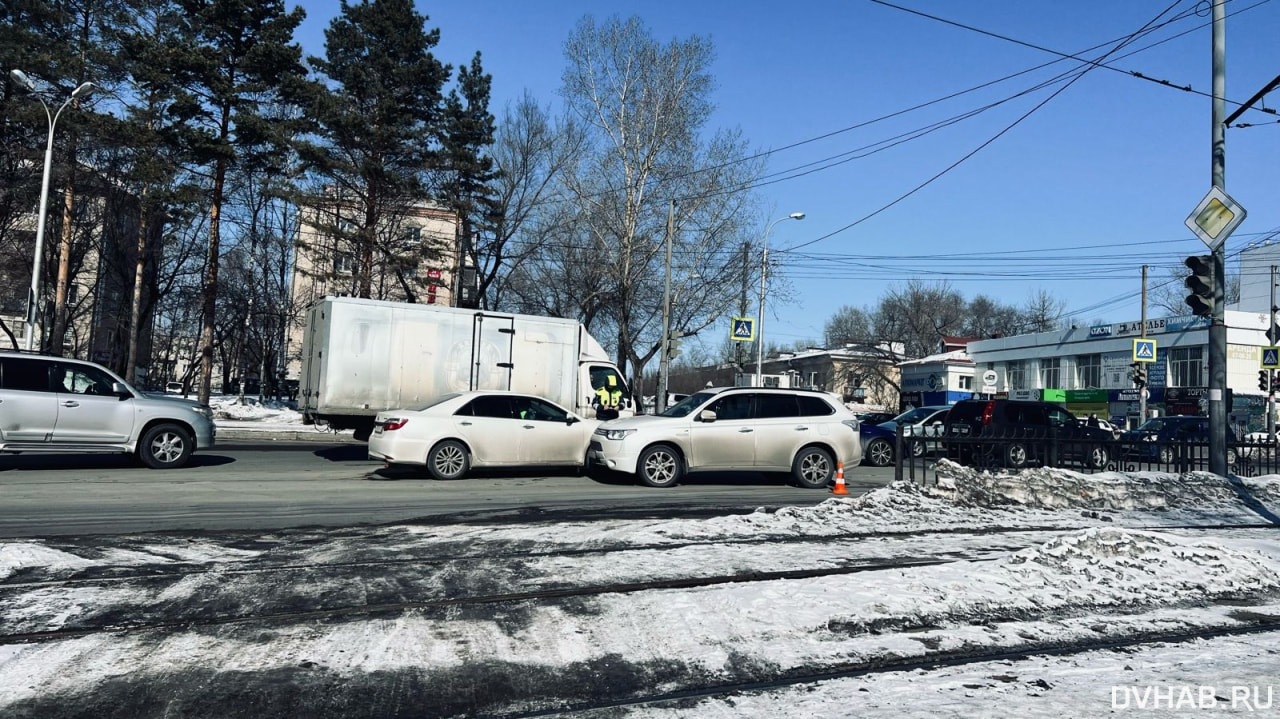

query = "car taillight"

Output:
[[980, 401, 995, 425], [382, 418, 408, 431]]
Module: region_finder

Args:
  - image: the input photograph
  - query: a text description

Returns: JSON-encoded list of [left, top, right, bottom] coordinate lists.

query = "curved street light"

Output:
[[9, 69, 97, 351], [755, 212, 805, 387]]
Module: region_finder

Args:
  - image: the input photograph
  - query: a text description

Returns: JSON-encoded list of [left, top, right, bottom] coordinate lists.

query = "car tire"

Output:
[[1227, 447, 1238, 467], [637, 444, 682, 488], [1086, 445, 1109, 470], [138, 423, 194, 469], [1004, 442, 1029, 469], [1158, 446, 1174, 464], [865, 438, 894, 467], [792, 446, 835, 489], [427, 440, 470, 480], [910, 439, 925, 458]]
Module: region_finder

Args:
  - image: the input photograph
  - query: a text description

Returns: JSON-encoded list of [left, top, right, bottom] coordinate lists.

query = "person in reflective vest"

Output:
[[594, 375, 623, 420]]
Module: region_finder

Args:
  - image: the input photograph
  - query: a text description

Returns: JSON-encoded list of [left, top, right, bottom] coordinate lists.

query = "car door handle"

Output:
[[795, 426, 809, 431], [460, 421, 473, 426], [738, 428, 753, 433], [61, 400, 79, 408], [523, 424, 535, 429]]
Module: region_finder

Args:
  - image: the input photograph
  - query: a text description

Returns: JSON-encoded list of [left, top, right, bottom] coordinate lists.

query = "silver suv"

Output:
[[0, 351, 215, 468], [588, 386, 860, 488]]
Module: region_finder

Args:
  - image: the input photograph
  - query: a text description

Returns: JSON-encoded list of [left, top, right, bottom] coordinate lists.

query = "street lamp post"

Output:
[[754, 212, 804, 387], [9, 69, 96, 351]]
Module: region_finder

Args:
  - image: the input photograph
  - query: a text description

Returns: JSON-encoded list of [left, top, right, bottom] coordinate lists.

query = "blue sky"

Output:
[[291, 0, 1280, 350]]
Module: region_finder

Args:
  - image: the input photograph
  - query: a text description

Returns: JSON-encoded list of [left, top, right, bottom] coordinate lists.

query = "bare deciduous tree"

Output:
[[554, 15, 764, 380]]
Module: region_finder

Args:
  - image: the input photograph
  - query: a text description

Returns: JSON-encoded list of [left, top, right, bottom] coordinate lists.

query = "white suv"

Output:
[[588, 386, 860, 488], [0, 351, 216, 468]]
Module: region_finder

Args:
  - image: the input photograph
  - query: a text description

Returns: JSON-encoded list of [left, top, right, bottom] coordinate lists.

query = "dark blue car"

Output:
[[860, 421, 897, 467], [1121, 415, 1240, 466]]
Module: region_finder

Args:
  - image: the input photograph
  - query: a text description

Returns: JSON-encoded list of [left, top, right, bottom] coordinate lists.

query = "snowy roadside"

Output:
[[203, 395, 354, 438], [2, 463, 1279, 717]]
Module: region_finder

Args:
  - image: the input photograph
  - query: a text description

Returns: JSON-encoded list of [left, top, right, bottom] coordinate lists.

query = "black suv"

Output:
[[1119, 415, 1242, 467], [942, 399, 1113, 469]]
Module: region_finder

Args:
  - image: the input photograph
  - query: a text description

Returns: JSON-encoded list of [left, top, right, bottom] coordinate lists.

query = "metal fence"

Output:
[[893, 426, 1280, 485]]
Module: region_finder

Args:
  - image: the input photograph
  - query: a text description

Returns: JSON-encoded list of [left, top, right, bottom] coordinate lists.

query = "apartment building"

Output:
[[284, 195, 461, 378]]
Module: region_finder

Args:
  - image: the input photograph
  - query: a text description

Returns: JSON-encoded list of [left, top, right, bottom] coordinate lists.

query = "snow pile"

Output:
[[1002, 527, 1280, 602], [934, 458, 1280, 510], [0, 544, 93, 581], [824, 527, 1280, 635], [207, 396, 302, 423]]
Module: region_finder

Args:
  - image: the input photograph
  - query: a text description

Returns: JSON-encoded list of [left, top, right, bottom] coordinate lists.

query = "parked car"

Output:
[[942, 399, 1112, 469], [877, 405, 951, 457], [855, 411, 896, 427], [859, 421, 898, 467], [368, 391, 597, 480], [0, 350, 215, 468], [1119, 415, 1240, 466], [1079, 414, 1122, 438], [587, 386, 861, 488]]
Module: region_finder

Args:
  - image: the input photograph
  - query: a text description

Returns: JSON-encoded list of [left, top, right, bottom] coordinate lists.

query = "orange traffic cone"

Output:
[[831, 461, 848, 495]]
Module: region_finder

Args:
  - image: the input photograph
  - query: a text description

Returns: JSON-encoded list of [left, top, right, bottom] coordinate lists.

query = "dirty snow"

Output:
[[2, 462, 1279, 717]]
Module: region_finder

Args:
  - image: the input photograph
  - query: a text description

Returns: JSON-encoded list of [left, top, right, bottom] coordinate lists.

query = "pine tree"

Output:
[[296, 0, 450, 301], [168, 0, 305, 404], [440, 51, 499, 309]]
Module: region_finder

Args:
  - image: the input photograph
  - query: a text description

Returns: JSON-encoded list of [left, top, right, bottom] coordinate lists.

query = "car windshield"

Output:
[[408, 393, 462, 412], [1135, 417, 1179, 432], [893, 407, 940, 424], [660, 391, 717, 417]]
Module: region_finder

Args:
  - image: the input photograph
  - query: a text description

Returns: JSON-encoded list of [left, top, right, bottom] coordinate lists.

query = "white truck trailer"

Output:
[[299, 297, 631, 440]]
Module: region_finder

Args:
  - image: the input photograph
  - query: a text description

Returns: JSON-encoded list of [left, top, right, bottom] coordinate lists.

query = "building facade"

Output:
[[964, 311, 1273, 430], [285, 196, 460, 378]]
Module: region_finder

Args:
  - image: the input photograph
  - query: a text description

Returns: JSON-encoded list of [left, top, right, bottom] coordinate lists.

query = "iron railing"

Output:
[[893, 426, 1280, 485]]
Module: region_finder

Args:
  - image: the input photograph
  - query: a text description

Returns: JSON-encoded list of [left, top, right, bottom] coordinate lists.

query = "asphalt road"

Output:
[[0, 439, 898, 538]]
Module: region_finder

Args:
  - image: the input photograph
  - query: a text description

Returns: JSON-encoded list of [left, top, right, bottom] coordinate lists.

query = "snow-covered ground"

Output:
[[2, 462, 1279, 717], [204, 394, 348, 435]]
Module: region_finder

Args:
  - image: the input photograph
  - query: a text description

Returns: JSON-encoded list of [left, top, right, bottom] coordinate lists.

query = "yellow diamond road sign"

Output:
[[730, 317, 755, 342], [1185, 186, 1247, 251], [1133, 338, 1157, 362]]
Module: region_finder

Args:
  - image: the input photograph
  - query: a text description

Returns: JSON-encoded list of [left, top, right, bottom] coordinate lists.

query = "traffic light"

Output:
[[1261, 370, 1271, 392], [666, 329, 682, 361], [1184, 255, 1214, 317], [1131, 362, 1146, 389]]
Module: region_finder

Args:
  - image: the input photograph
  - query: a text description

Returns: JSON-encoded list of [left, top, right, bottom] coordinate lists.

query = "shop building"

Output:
[[963, 311, 1273, 430]]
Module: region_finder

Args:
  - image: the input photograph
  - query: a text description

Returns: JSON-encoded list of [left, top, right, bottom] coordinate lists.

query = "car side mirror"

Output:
[[111, 382, 131, 399], [698, 409, 717, 423], [566, 413, 580, 425]]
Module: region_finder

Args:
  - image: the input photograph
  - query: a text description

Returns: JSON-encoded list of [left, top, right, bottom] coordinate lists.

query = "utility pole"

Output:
[[1269, 265, 1278, 439], [1140, 265, 1148, 423], [657, 200, 675, 414], [1208, 0, 1227, 476], [735, 241, 749, 373]]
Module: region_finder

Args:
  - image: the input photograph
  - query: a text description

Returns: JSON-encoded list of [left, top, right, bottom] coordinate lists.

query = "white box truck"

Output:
[[299, 297, 631, 440]]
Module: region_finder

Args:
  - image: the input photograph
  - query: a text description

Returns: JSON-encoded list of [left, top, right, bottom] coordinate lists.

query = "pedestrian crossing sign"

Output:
[[731, 317, 755, 342], [1263, 347, 1280, 369], [1133, 338, 1157, 362]]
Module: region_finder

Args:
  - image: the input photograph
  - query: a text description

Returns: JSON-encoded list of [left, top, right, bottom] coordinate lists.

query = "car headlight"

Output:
[[192, 405, 214, 420], [598, 428, 636, 441]]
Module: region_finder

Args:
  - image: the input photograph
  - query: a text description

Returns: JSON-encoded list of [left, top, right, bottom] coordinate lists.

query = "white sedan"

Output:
[[368, 391, 598, 479]]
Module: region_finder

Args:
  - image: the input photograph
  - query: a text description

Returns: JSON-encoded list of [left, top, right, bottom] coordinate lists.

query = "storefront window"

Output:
[[1006, 360, 1026, 389], [1039, 358, 1060, 389], [1169, 346, 1204, 387], [1075, 354, 1101, 388]]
